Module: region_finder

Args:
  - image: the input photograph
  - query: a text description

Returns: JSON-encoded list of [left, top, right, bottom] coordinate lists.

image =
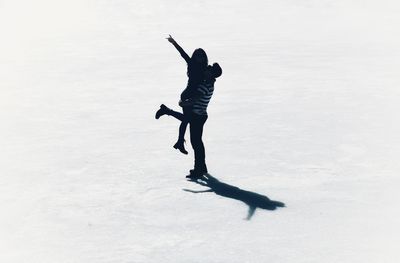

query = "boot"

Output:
[[187, 167, 207, 179], [173, 139, 188, 155], [186, 169, 206, 179], [155, 104, 171, 119]]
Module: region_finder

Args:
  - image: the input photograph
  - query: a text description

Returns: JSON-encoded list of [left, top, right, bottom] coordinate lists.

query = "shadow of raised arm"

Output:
[[183, 189, 214, 193]]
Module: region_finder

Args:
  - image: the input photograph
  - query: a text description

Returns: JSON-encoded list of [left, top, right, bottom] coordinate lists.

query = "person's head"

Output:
[[210, 63, 222, 78], [203, 63, 222, 83], [191, 48, 208, 68], [204, 62, 222, 79]]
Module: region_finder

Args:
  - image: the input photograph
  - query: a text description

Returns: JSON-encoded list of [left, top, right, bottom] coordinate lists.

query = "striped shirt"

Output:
[[192, 81, 214, 116]]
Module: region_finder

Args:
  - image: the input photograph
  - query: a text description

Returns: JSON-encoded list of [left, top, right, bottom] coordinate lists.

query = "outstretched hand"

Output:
[[166, 34, 176, 44]]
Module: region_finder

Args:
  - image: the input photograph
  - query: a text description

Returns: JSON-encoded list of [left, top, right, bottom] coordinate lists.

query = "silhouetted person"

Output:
[[156, 62, 222, 178], [155, 35, 208, 154], [186, 63, 222, 178]]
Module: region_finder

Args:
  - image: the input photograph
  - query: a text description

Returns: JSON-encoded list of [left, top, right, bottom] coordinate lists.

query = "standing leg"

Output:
[[190, 114, 208, 174]]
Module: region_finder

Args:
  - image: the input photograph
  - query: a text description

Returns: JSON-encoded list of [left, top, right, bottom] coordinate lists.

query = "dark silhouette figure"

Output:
[[156, 35, 208, 155], [184, 174, 285, 220], [156, 64, 222, 177], [156, 35, 222, 178]]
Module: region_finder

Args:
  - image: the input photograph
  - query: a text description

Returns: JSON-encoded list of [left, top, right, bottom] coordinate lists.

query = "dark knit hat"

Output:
[[211, 63, 222, 78]]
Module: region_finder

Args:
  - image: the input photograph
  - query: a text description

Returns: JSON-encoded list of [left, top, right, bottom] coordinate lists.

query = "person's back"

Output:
[[192, 63, 222, 116], [192, 79, 215, 116], [181, 57, 207, 101]]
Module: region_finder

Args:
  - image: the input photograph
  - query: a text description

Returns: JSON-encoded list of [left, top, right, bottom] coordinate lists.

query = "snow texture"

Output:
[[1, 0, 400, 262]]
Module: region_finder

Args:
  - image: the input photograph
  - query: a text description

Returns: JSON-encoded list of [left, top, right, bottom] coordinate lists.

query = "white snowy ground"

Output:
[[1, 0, 400, 262]]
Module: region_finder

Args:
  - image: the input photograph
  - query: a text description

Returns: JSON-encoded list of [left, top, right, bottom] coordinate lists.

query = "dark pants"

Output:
[[167, 107, 191, 142], [167, 108, 208, 172], [190, 114, 208, 173], [178, 107, 191, 142]]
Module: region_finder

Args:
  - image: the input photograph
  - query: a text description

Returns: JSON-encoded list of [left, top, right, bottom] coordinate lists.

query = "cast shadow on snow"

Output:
[[183, 174, 285, 220]]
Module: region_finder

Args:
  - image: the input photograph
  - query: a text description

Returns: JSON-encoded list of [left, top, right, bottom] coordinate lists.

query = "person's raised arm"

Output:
[[166, 35, 190, 63]]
